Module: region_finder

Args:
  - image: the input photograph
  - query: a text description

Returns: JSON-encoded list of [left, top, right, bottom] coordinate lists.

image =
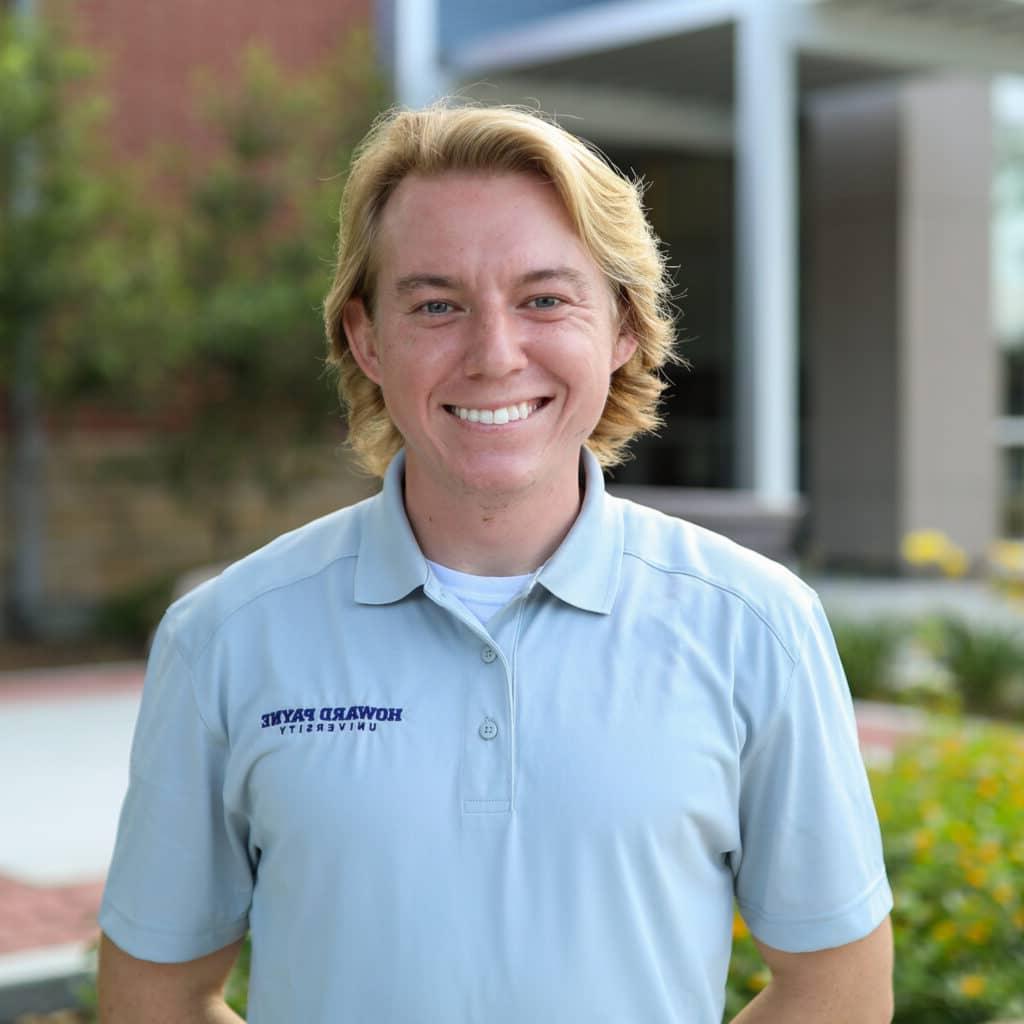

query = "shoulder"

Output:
[[162, 494, 373, 661], [614, 495, 819, 662]]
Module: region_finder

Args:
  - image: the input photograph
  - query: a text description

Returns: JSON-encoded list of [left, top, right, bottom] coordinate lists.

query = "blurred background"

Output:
[[0, 0, 1022, 1021]]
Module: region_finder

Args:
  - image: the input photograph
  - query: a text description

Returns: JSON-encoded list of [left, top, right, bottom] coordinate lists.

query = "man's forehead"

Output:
[[371, 170, 602, 289]]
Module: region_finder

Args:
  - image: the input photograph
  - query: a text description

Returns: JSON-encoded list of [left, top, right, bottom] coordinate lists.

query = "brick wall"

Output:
[[71, 0, 373, 161]]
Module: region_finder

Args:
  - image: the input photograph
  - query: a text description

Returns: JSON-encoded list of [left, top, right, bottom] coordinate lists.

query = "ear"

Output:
[[611, 328, 639, 373], [342, 298, 383, 385]]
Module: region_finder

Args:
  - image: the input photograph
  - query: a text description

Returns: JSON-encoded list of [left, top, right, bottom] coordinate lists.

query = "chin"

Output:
[[448, 455, 541, 497]]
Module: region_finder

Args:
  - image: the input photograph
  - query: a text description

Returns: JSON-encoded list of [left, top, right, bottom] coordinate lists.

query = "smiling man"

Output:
[[97, 105, 894, 1024]]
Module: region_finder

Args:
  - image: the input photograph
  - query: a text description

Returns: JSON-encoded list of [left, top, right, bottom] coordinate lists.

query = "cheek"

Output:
[[375, 340, 453, 412]]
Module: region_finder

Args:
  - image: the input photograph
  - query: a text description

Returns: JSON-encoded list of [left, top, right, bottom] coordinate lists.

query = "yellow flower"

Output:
[[993, 882, 1014, 906], [964, 865, 988, 889], [977, 776, 1000, 800], [746, 969, 770, 993], [989, 539, 1024, 572], [913, 829, 934, 854], [732, 913, 749, 940], [977, 839, 1000, 864], [941, 547, 969, 578], [964, 921, 992, 944], [959, 974, 987, 998], [930, 920, 956, 942], [902, 530, 954, 566]]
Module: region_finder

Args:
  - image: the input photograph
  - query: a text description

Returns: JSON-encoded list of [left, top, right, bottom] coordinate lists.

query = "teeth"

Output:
[[451, 401, 539, 424]]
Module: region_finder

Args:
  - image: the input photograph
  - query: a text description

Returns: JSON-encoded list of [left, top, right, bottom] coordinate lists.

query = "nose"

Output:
[[464, 308, 528, 379]]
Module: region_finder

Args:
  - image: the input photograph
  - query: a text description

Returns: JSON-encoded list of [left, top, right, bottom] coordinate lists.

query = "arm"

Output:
[[729, 917, 893, 1024], [98, 932, 246, 1024]]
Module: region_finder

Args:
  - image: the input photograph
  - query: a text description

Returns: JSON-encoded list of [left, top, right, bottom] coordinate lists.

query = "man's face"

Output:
[[343, 171, 637, 506]]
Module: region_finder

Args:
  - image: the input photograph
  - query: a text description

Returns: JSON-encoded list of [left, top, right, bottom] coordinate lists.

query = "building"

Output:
[[383, 0, 1024, 570], [5, 0, 1024, 635]]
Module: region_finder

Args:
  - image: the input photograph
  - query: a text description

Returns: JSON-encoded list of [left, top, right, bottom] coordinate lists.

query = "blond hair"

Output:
[[323, 102, 677, 477]]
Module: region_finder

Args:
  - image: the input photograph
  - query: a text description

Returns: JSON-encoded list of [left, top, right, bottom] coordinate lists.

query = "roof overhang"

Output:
[[446, 0, 1024, 150]]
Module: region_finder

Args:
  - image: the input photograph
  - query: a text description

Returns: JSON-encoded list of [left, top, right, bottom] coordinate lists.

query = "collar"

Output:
[[535, 447, 623, 615], [354, 447, 624, 614], [354, 451, 430, 604]]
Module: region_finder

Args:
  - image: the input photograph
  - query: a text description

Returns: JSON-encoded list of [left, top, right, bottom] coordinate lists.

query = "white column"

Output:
[[734, 0, 798, 502], [394, 0, 449, 108]]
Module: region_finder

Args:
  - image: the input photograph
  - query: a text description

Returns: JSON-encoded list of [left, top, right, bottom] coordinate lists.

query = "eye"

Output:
[[417, 300, 455, 315], [526, 295, 562, 310]]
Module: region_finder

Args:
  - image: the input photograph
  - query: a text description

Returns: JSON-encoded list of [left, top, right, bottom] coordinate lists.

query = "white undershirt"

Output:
[[427, 559, 533, 625]]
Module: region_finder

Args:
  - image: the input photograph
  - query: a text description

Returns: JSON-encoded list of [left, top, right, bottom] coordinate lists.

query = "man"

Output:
[[98, 104, 894, 1023]]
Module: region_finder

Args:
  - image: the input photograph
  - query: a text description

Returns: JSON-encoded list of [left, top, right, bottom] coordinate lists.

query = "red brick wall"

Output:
[[71, 0, 374, 160]]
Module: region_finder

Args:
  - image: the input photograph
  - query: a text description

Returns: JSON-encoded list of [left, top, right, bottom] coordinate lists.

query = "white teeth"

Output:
[[450, 401, 540, 424]]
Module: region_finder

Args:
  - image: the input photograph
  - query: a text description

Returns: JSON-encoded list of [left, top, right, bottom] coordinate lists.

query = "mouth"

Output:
[[443, 398, 550, 425]]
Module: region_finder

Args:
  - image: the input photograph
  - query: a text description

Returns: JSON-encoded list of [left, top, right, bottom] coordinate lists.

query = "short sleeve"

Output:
[[99, 615, 253, 962], [731, 597, 893, 952]]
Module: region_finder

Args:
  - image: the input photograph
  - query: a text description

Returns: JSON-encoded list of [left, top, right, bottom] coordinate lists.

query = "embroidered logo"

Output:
[[260, 705, 403, 735]]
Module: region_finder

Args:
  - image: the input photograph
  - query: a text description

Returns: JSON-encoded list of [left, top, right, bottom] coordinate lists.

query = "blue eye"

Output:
[[528, 296, 561, 310], [421, 301, 454, 315]]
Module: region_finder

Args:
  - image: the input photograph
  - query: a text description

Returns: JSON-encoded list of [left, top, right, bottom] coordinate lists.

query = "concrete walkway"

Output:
[[0, 664, 143, 1021]]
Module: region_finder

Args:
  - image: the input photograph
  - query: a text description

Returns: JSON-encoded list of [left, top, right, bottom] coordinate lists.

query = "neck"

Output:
[[402, 460, 583, 576]]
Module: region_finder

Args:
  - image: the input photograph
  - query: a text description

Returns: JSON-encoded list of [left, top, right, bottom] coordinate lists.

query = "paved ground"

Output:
[[0, 663, 143, 1010]]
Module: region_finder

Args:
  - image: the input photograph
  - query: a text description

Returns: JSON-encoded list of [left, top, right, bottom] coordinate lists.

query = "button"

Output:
[[480, 645, 498, 664], [478, 718, 499, 741]]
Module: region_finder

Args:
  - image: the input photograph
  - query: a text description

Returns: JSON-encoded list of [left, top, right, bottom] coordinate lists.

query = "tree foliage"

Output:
[[1, 9, 386, 632], [153, 39, 386, 501]]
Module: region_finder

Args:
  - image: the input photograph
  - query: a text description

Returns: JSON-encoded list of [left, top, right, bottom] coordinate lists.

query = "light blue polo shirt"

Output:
[[100, 448, 892, 1023]]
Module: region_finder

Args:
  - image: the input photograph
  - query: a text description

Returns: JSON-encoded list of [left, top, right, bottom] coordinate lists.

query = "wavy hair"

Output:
[[323, 102, 678, 476]]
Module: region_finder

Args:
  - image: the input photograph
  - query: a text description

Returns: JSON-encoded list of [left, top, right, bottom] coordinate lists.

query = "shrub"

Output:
[[727, 723, 1024, 1022], [832, 618, 906, 701], [874, 725, 1024, 1022], [928, 616, 1024, 718]]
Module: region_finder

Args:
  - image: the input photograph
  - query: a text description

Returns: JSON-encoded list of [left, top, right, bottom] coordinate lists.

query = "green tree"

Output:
[[150, 39, 385, 548], [1, 12, 384, 637], [0, 9, 174, 637]]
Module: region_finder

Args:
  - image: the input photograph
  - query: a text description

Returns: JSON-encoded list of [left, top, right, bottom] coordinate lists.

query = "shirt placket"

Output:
[[424, 578, 533, 820]]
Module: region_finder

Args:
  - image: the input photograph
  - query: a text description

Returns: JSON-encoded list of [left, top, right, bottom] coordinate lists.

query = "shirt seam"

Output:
[[182, 551, 359, 666], [740, 607, 818, 764], [620, 549, 801, 663], [164, 625, 225, 747], [103, 895, 249, 938], [737, 869, 890, 926]]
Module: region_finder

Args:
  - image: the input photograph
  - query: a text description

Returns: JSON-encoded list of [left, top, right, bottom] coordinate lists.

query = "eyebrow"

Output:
[[393, 266, 591, 296], [515, 266, 591, 293], [394, 274, 463, 295]]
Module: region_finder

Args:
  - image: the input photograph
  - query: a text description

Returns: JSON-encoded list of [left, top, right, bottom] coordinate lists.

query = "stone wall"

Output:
[[0, 432, 378, 634]]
